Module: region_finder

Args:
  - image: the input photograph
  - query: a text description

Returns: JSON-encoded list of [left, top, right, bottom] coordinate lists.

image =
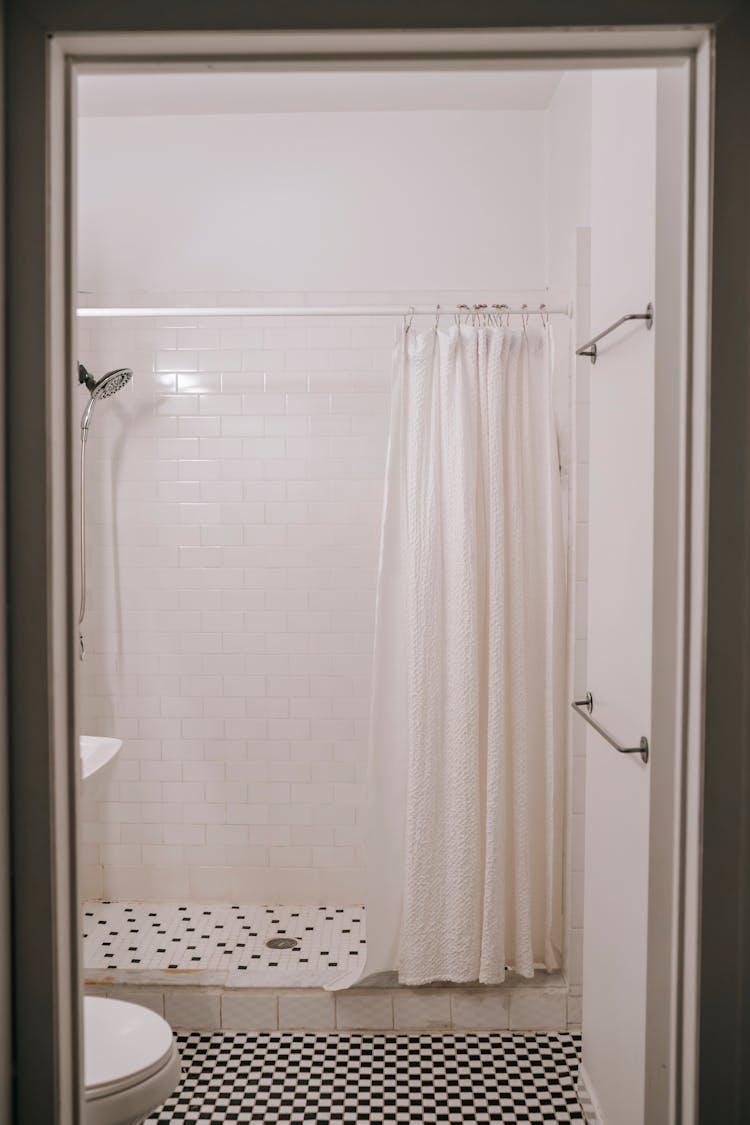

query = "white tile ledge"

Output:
[[86, 977, 572, 1033], [84, 967, 567, 991]]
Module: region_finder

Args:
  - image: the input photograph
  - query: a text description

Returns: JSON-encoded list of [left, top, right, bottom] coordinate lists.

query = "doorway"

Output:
[[14, 24, 715, 1125]]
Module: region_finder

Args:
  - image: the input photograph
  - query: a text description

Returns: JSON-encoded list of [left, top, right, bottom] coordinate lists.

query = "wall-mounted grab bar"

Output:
[[571, 692, 649, 764], [576, 302, 654, 364]]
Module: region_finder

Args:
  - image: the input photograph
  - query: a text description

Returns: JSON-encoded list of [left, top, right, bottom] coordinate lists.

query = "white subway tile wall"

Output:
[[77, 289, 570, 905]]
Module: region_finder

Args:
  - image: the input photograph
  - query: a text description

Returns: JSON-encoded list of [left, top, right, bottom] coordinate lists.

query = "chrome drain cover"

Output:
[[266, 937, 299, 950]]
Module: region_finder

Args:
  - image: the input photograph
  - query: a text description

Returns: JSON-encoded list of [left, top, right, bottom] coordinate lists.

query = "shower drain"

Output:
[[266, 937, 300, 950]]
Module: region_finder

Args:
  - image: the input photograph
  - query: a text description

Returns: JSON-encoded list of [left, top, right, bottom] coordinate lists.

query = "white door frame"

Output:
[[47, 27, 712, 1125]]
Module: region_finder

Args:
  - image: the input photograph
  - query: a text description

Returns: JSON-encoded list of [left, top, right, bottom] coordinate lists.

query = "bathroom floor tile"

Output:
[[83, 901, 365, 987], [147, 1030, 584, 1122]]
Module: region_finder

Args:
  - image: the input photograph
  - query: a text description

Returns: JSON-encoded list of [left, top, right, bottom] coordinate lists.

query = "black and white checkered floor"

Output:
[[146, 1030, 584, 1123]]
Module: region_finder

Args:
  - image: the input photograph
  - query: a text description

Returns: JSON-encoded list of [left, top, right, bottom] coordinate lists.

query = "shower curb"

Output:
[[85, 976, 578, 1034]]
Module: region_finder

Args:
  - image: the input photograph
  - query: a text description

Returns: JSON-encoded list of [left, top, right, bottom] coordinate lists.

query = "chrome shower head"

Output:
[[79, 363, 133, 435], [79, 362, 133, 400]]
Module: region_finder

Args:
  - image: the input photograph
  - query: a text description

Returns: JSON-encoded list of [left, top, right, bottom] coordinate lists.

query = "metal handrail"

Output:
[[576, 302, 654, 364], [571, 693, 649, 764]]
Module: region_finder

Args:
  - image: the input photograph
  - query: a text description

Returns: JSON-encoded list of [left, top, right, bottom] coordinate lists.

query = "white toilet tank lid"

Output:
[[84, 996, 175, 1091]]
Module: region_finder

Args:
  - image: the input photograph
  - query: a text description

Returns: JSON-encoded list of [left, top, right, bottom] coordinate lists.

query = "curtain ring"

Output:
[[539, 302, 549, 328], [492, 301, 510, 328], [521, 303, 529, 334], [456, 302, 470, 326], [474, 303, 488, 327], [493, 303, 509, 327]]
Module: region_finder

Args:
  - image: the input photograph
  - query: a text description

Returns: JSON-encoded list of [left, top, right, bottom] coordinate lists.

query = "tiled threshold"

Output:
[[85, 972, 578, 1034]]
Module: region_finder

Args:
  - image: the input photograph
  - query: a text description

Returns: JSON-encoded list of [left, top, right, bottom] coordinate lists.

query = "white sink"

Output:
[[80, 735, 122, 798]]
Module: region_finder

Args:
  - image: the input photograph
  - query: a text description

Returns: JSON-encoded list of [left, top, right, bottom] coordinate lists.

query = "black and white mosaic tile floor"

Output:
[[147, 1031, 584, 1123], [83, 902, 365, 987]]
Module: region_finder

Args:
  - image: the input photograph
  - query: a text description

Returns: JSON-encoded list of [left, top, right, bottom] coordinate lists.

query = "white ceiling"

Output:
[[77, 70, 564, 117]]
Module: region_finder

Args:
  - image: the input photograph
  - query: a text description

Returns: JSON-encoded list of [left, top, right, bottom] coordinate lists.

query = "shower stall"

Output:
[[74, 64, 646, 1035]]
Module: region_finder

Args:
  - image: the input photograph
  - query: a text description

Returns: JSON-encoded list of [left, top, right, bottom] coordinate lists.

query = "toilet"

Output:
[[84, 996, 182, 1125]]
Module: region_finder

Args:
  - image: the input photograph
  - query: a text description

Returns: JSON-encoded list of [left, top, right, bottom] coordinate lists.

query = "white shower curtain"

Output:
[[362, 322, 565, 988]]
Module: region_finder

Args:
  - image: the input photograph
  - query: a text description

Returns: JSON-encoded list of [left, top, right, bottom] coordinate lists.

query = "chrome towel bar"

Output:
[[571, 692, 649, 764], [576, 302, 654, 364]]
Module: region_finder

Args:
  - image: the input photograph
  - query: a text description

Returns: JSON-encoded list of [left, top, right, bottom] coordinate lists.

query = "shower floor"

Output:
[[83, 901, 366, 988]]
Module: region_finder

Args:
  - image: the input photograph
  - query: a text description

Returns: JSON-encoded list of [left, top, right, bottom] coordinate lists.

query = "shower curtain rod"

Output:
[[76, 303, 571, 319]]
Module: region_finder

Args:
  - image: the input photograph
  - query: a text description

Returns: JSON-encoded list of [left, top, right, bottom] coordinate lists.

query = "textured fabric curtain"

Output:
[[360, 323, 566, 988]]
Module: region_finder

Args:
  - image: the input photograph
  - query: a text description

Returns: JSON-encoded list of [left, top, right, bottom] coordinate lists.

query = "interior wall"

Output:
[[545, 72, 592, 295], [76, 97, 576, 908], [581, 69, 657, 1125], [545, 71, 592, 1016], [77, 110, 547, 294], [77, 294, 395, 903]]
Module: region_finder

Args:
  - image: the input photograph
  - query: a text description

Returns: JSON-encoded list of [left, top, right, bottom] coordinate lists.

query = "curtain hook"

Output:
[[521, 303, 529, 334], [494, 302, 509, 327], [475, 303, 487, 327], [434, 304, 441, 331], [457, 303, 470, 326], [404, 305, 415, 333], [539, 302, 549, 328]]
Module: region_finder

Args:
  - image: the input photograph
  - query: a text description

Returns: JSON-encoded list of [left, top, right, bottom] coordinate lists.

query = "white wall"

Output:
[[581, 69, 657, 1124], [78, 292, 565, 904], [77, 297, 392, 902], [544, 73, 592, 1013], [546, 73, 592, 294], [76, 98, 578, 908], [567, 229, 591, 1017], [78, 110, 547, 295]]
